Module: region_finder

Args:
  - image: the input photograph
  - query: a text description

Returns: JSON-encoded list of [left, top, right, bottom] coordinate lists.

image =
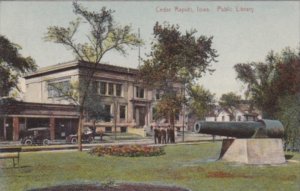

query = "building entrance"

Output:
[[135, 106, 146, 128]]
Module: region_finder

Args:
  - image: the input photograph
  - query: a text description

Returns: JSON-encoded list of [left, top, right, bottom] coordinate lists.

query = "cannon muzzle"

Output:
[[194, 119, 284, 138]]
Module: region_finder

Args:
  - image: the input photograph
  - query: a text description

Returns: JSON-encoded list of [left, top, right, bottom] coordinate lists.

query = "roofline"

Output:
[[24, 60, 139, 79]]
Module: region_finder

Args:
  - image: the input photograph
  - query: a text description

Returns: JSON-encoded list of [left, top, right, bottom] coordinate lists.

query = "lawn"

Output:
[[0, 142, 300, 191]]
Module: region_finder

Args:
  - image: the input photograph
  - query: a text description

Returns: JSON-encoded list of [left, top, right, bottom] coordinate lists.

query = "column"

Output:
[[13, 117, 19, 141], [50, 117, 55, 140], [24, 118, 27, 129], [127, 83, 134, 123]]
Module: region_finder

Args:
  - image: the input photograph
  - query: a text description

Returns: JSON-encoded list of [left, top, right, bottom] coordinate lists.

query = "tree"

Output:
[[188, 85, 215, 120], [45, 2, 142, 151], [139, 22, 218, 140], [219, 92, 242, 119], [234, 48, 300, 151], [234, 48, 300, 118], [277, 94, 300, 150], [273, 48, 300, 96], [234, 51, 278, 118], [0, 35, 36, 97], [85, 93, 111, 130], [48, 78, 111, 125], [274, 49, 300, 150]]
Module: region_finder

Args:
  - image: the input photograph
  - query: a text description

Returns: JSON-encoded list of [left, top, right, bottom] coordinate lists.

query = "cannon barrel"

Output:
[[194, 119, 284, 138]]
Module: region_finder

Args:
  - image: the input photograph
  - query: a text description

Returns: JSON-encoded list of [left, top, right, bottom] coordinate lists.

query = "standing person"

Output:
[[167, 126, 171, 143], [157, 127, 162, 144], [154, 127, 158, 144], [161, 128, 167, 144], [166, 127, 171, 143]]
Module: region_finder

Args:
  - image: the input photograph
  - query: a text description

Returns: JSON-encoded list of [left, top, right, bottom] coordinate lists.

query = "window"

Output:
[[175, 110, 180, 121], [105, 127, 112, 132], [104, 105, 111, 122], [108, 83, 114, 95], [136, 86, 144, 98], [237, 116, 242, 121], [222, 116, 225, 121], [155, 90, 164, 100], [119, 105, 126, 119], [120, 127, 127, 133], [156, 93, 160, 100], [100, 82, 107, 95], [152, 107, 157, 120], [116, 84, 122, 97], [48, 80, 70, 98]]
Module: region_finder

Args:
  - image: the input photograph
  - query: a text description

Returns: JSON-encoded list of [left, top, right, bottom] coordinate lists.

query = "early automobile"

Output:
[[66, 127, 94, 144], [20, 127, 51, 145]]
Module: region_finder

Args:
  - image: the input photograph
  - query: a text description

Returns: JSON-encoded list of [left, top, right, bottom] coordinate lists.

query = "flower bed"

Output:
[[29, 183, 189, 191], [89, 145, 165, 157]]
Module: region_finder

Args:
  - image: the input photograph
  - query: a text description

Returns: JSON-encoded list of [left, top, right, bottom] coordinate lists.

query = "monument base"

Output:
[[219, 138, 286, 165]]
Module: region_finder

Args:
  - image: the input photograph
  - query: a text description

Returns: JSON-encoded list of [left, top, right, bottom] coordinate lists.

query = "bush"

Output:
[[89, 144, 165, 157]]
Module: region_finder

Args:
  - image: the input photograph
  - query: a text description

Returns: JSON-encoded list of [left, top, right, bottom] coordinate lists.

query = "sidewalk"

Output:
[[0, 134, 222, 152]]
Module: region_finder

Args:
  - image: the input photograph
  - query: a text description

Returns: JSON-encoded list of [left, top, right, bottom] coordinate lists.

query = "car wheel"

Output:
[[43, 139, 50, 145], [71, 137, 77, 144], [88, 136, 94, 143], [24, 139, 33, 145]]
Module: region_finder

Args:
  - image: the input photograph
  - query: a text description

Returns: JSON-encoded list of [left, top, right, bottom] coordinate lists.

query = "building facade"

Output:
[[0, 60, 185, 141], [205, 107, 261, 122]]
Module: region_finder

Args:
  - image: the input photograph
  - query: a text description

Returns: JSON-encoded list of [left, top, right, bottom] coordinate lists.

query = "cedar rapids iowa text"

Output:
[[156, 6, 254, 13]]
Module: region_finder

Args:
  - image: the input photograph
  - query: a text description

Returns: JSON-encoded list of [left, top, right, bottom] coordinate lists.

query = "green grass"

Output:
[[1, 142, 300, 191]]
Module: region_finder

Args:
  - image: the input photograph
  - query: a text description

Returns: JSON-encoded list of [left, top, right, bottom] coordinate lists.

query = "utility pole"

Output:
[[138, 28, 141, 67]]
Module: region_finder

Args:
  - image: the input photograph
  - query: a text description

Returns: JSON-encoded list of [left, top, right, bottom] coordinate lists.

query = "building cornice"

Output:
[[24, 60, 139, 79]]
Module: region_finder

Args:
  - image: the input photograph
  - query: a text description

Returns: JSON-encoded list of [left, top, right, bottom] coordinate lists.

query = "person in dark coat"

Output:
[[154, 127, 159, 144], [161, 128, 167, 144], [157, 127, 162, 144], [166, 126, 171, 143]]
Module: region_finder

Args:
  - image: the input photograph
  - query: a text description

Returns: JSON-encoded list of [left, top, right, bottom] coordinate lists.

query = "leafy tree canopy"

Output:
[[188, 85, 215, 119], [277, 94, 300, 150], [219, 92, 242, 114], [234, 48, 300, 118], [139, 22, 218, 89], [0, 35, 36, 97], [139, 22, 218, 129], [45, 2, 142, 64]]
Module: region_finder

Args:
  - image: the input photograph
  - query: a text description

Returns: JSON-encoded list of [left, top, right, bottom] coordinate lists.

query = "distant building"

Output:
[[205, 104, 261, 122], [0, 61, 185, 141]]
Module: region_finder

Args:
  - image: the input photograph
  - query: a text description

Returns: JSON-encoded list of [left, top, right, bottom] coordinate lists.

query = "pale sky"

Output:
[[0, 1, 299, 98]]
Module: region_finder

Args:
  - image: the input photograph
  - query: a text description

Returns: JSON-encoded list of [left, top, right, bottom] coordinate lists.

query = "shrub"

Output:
[[89, 144, 165, 157]]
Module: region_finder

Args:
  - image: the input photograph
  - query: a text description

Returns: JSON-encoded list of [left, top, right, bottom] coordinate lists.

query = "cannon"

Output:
[[193, 119, 286, 165], [194, 119, 284, 138]]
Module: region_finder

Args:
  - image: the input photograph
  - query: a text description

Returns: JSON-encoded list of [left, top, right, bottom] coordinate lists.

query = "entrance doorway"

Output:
[[135, 106, 146, 128]]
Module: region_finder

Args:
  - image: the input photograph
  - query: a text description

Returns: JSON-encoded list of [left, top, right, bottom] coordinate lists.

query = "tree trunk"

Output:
[[170, 113, 175, 143], [78, 110, 84, 151]]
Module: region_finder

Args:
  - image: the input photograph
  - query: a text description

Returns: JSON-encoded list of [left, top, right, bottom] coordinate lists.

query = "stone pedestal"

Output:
[[219, 138, 286, 165]]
